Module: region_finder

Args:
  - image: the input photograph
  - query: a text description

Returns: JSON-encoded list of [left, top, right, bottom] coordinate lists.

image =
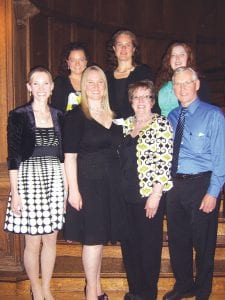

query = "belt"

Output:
[[173, 171, 211, 180]]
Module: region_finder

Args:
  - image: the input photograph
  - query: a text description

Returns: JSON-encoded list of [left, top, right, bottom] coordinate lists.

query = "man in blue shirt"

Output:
[[163, 67, 225, 300]]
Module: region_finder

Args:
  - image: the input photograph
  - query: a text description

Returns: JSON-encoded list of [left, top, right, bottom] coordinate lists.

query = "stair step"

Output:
[[1, 277, 224, 296], [56, 232, 225, 258], [54, 256, 225, 278]]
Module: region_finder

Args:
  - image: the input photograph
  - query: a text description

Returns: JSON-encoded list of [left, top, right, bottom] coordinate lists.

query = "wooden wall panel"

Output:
[[95, 31, 111, 69], [98, 0, 121, 25], [30, 14, 49, 68], [49, 20, 72, 77], [70, 0, 97, 20], [0, 0, 13, 163], [76, 26, 96, 65]]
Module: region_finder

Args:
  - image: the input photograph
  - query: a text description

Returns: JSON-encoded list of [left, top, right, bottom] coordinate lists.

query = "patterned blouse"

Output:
[[123, 114, 173, 197]]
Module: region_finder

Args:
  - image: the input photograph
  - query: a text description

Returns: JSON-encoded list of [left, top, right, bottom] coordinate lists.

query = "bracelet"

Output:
[[152, 192, 162, 197]]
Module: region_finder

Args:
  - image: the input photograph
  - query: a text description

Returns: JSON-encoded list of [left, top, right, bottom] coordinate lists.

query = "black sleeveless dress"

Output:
[[63, 106, 127, 245]]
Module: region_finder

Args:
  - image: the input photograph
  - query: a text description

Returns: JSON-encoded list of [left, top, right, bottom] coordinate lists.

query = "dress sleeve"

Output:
[[7, 110, 24, 170], [63, 107, 85, 153]]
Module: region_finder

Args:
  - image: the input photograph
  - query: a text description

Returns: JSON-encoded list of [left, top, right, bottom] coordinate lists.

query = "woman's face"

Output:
[[85, 70, 105, 103], [131, 87, 154, 114], [113, 33, 135, 63], [67, 49, 87, 75], [27, 71, 53, 103], [170, 45, 188, 71]]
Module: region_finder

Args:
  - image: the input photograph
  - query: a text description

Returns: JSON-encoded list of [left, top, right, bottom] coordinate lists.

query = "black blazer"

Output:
[[7, 101, 64, 170]]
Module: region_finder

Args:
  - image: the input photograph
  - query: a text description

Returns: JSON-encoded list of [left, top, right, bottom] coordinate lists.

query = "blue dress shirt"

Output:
[[168, 99, 225, 197]]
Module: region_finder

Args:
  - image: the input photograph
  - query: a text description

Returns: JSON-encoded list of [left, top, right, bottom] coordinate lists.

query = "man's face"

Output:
[[173, 70, 200, 107]]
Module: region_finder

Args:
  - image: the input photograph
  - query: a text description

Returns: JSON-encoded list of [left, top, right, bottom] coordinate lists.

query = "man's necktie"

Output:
[[171, 107, 187, 176]]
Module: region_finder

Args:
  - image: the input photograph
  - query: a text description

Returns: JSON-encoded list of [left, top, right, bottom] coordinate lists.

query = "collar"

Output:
[[180, 98, 200, 115]]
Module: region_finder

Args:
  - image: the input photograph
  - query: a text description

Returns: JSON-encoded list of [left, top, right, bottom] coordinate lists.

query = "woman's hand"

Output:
[[145, 194, 161, 219], [63, 190, 68, 213], [11, 193, 23, 216], [68, 191, 83, 211]]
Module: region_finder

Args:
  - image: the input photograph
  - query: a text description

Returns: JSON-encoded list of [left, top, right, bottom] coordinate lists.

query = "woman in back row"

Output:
[[155, 42, 211, 116], [51, 42, 88, 112], [106, 29, 158, 119]]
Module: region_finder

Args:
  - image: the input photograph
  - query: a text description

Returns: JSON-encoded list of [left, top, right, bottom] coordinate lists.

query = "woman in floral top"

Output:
[[118, 80, 173, 300]]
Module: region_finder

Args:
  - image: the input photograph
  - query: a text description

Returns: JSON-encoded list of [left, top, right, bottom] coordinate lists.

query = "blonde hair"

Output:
[[80, 65, 114, 119]]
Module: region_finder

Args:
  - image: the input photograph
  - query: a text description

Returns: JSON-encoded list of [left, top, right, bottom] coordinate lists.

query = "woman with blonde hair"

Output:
[[4, 66, 66, 300], [63, 65, 127, 300]]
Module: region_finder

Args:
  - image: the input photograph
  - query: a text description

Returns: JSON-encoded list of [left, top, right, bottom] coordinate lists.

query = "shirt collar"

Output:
[[180, 98, 200, 115]]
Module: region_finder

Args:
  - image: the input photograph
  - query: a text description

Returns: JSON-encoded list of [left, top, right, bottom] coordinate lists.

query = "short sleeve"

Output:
[[62, 107, 85, 153]]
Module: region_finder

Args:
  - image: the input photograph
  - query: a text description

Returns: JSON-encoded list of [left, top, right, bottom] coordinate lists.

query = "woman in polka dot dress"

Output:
[[4, 67, 66, 300]]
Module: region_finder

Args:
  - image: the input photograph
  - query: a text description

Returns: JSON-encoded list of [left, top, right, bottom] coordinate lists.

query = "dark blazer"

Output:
[[7, 101, 64, 170]]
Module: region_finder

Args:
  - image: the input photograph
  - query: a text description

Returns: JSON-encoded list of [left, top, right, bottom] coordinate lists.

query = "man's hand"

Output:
[[199, 194, 217, 213]]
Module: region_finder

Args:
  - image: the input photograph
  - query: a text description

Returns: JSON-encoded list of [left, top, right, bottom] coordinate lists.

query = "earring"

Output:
[[29, 91, 32, 97]]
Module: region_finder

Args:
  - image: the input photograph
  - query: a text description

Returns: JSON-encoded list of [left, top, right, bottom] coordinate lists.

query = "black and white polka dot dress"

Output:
[[4, 127, 65, 235]]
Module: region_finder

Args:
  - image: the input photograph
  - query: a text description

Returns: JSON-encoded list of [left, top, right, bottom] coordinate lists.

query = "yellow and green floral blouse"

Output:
[[123, 113, 173, 197]]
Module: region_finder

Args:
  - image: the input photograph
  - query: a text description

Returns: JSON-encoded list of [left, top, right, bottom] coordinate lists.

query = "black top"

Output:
[[106, 64, 156, 118], [119, 135, 147, 203], [51, 75, 80, 112], [63, 106, 123, 155]]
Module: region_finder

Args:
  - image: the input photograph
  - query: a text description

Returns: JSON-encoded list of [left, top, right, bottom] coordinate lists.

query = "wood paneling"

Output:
[[0, 0, 13, 163], [30, 14, 49, 68]]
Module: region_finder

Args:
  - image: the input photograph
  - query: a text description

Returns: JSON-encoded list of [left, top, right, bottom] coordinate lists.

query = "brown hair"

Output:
[[128, 80, 155, 106], [155, 42, 196, 92], [27, 66, 53, 84], [58, 42, 89, 76], [107, 29, 141, 71]]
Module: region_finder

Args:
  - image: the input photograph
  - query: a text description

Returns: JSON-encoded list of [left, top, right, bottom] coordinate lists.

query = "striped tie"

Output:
[[171, 107, 187, 176]]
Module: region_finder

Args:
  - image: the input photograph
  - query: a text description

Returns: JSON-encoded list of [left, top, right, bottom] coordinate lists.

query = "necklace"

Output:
[[89, 106, 105, 116], [115, 66, 134, 73], [33, 108, 51, 125]]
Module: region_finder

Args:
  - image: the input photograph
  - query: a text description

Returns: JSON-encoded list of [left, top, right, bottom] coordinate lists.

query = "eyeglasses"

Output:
[[132, 95, 153, 101], [173, 80, 196, 88]]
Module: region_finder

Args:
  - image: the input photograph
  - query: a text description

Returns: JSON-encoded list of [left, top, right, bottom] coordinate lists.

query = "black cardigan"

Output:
[[51, 75, 77, 112], [106, 64, 157, 118], [7, 102, 64, 170]]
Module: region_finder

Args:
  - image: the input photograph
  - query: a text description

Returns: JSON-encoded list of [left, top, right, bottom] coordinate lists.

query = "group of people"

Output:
[[4, 29, 225, 300]]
